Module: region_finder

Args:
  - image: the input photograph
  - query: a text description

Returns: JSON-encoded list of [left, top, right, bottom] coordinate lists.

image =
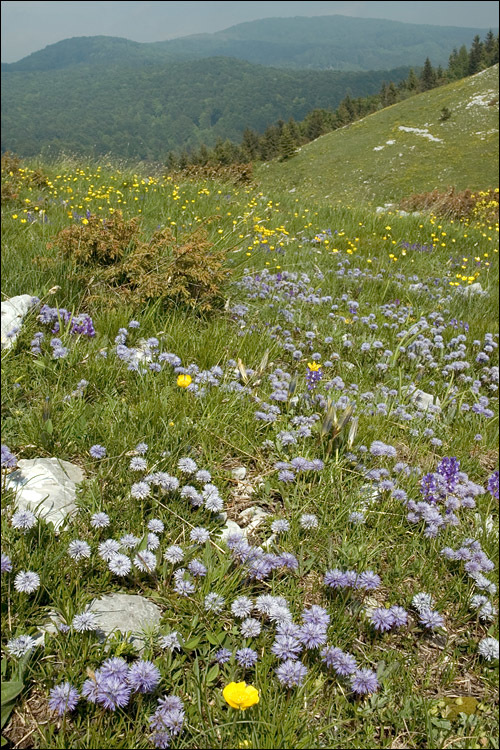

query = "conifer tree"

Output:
[[386, 82, 398, 105], [406, 68, 419, 91], [483, 30, 499, 66], [303, 109, 329, 140], [279, 125, 297, 161], [468, 35, 485, 75], [420, 57, 436, 91], [241, 128, 260, 160]]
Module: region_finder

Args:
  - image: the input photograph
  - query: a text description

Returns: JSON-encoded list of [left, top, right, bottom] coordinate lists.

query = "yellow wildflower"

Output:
[[223, 682, 259, 710], [177, 374, 192, 388], [307, 362, 322, 372]]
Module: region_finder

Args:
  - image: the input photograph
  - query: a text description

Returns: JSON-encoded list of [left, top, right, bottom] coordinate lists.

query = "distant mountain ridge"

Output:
[[2, 15, 496, 72]]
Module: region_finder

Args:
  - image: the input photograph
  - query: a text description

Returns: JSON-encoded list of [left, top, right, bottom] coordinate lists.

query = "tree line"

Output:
[[165, 31, 499, 170]]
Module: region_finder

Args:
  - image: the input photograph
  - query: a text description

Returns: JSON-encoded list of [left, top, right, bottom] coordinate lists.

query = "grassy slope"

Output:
[[257, 66, 499, 206]]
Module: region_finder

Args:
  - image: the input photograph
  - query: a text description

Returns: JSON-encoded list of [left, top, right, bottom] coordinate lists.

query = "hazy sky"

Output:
[[2, 1, 499, 62]]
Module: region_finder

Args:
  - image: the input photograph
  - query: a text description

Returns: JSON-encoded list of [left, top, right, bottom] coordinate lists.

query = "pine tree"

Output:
[[386, 82, 398, 105], [286, 117, 302, 145], [279, 125, 297, 161], [483, 30, 499, 66], [303, 109, 328, 140], [406, 68, 419, 91], [241, 128, 260, 160], [420, 58, 436, 91], [259, 126, 281, 160], [457, 44, 469, 78], [468, 35, 485, 75]]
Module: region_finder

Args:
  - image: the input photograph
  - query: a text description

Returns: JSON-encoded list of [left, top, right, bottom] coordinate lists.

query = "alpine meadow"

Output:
[[1, 11, 499, 750]]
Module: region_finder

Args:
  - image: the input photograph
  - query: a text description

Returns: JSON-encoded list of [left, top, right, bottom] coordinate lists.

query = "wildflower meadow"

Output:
[[1, 152, 499, 749]]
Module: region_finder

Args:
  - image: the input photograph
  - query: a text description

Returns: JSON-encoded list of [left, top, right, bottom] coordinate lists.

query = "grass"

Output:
[[257, 65, 499, 207], [1, 145, 498, 750]]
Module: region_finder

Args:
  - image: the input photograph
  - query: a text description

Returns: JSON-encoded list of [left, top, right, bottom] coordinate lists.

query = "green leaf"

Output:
[[206, 663, 219, 683], [136, 533, 149, 552], [43, 419, 53, 435], [1, 701, 16, 732], [192, 658, 200, 681], [183, 636, 201, 651], [206, 632, 224, 646], [1, 681, 23, 705]]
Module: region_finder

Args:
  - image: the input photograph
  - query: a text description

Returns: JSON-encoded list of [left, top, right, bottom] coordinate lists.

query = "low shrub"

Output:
[[47, 213, 231, 312], [399, 186, 499, 222]]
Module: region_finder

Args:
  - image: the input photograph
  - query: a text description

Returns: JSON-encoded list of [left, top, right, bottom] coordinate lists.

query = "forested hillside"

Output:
[[1, 58, 411, 159]]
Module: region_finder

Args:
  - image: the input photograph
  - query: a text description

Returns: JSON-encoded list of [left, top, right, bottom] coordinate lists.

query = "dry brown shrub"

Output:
[[48, 213, 230, 312], [48, 212, 142, 266], [399, 187, 499, 223], [1, 152, 49, 202]]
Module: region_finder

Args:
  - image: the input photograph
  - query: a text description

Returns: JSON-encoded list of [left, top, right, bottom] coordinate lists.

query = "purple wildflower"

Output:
[[275, 659, 308, 687], [11, 509, 37, 532], [231, 596, 253, 618], [214, 648, 232, 664], [350, 668, 379, 695], [131, 481, 151, 500], [100, 657, 130, 681], [90, 512, 110, 528], [271, 633, 303, 660], [271, 519, 290, 534], [478, 637, 499, 661], [321, 647, 357, 676], [1, 554, 13, 573], [72, 611, 98, 632], [240, 618, 262, 638], [370, 608, 395, 632], [189, 527, 210, 544], [487, 471, 499, 500], [1, 445, 17, 469], [89, 444, 106, 459], [6, 635, 37, 657], [13, 570, 40, 593], [418, 608, 444, 629], [300, 514, 318, 529], [48, 682, 79, 715], [96, 674, 131, 710], [204, 593, 225, 613], [388, 606, 408, 627], [235, 647, 258, 667], [128, 660, 161, 693]]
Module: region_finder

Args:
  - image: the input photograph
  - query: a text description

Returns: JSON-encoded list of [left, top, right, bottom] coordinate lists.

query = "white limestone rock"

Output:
[[1, 294, 35, 350], [5, 457, 84, 531], [231, 466, 247, 480], [88, 593, 162, 652], [410, 388, 441, 411], [459, 282, 485, 297], [239, 506, 270, 536], [219, 519, 246, 542]]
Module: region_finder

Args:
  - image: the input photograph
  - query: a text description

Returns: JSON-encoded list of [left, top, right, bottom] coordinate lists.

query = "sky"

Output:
[[1, 0, 499, 63]]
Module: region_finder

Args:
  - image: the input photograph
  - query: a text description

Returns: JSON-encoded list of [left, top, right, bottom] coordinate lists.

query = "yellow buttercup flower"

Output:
[[223, 681, 259, 710], [307, 362, 322, 371], [177, 373, 192, 388]]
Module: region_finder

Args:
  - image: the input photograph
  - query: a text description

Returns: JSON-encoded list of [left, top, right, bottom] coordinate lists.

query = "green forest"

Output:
[[1, 59, 412, 160]]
